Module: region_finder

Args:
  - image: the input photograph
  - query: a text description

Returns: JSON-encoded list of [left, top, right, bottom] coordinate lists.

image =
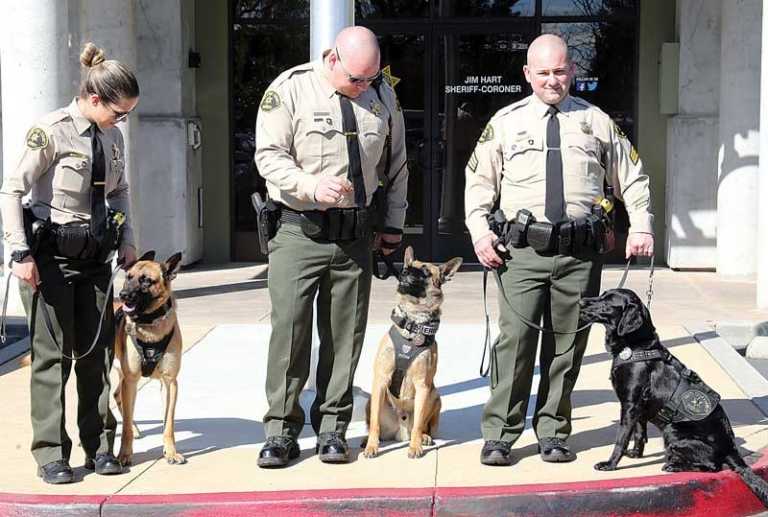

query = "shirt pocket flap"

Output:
[[504, 134, 542, 160], [307, 114, 342, 138], [565, 133, 601, 156]]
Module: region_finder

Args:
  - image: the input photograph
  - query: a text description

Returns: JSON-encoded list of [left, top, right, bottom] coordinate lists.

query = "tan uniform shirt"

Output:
[[465, 94, 653, 243], [0, 99, 135, 251], [254, 55, 408, 230]]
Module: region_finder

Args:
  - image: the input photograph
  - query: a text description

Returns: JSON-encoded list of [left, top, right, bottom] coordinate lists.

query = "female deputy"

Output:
[[0, 42, 139, 484]]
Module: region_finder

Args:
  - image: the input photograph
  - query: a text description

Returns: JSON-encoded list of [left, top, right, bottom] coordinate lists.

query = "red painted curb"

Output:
[[1, 453, 766, 517]]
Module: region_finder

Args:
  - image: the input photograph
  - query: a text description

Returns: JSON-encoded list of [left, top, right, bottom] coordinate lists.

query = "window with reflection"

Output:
[[231, 1, 309, 259], [435, 0, 534, 17]]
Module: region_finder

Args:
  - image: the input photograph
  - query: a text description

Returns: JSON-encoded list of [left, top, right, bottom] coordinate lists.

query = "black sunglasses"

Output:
[[335, 47, 381, 85]]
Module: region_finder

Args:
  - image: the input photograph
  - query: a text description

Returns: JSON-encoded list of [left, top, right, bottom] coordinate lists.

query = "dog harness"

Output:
[[388, 311, 439, 398], [131, 330, 175, 377], [612, 345, 721, 425], [123, 300, 175, 378]]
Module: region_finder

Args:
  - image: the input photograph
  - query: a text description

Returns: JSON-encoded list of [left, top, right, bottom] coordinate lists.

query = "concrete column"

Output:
[[310, 0, 354, 60], [758, 2, 768, 307], [74, 0, 140, 248], [305, 0, 354, 399], [0, 0, 71, 311], [716, 0, 762, 277], [665, 0, 720, 269]]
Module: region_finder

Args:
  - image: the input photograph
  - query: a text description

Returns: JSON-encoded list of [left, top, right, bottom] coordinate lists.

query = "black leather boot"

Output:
[[316, 432, 349, 463], [538, 437, 576, 463], [258, 436, 300, 468], [38, 459, 74, 484], [84, 452, 123, 475], [480, 440, 513, 466]]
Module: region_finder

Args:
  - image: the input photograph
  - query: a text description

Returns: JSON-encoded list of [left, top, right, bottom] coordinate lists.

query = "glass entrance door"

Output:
[[367, 23, 536, 262]]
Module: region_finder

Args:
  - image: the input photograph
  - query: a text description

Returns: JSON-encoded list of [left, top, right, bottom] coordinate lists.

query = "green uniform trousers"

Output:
[[263, 221, 372, 439], [482, 246, 602, 443], [20, 254, 116, 467]]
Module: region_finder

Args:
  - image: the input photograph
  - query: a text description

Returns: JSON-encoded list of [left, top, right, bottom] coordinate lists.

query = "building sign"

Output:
[[575, 77, 599, 92], [445, 75, 522, 94]]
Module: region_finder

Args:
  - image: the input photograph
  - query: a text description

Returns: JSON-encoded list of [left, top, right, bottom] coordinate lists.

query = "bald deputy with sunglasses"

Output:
[[254, 26, 408, 468]]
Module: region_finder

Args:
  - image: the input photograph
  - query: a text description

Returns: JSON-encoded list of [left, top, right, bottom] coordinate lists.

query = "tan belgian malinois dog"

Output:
[[363, 246, 462, 459], [113, 250, 186, 465]]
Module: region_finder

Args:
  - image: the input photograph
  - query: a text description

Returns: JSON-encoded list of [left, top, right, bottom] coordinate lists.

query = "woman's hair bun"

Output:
[[80, 42, 106, 68]]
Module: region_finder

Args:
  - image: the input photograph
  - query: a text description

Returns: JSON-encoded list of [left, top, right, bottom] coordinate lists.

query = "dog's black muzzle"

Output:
[[396, 266, 429, 299], [119, 283, 154, 315]]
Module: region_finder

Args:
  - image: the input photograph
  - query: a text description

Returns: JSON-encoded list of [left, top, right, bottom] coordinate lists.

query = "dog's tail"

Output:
[[725, 451, 768, 507]]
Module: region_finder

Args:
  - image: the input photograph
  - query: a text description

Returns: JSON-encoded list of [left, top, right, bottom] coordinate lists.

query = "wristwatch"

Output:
[[10, 249, 32, 263]]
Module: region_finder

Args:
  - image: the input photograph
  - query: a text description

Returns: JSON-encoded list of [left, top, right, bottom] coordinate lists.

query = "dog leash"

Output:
[[480, 254, 656, 381], [0, 259, 124, 360]]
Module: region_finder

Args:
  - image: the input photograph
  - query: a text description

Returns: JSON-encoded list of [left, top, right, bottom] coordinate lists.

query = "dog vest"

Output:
[[123, 300, 175, 378], [131, 330, 175, 377], [388, 324, 435, 399], [612, 346, 721, 425]]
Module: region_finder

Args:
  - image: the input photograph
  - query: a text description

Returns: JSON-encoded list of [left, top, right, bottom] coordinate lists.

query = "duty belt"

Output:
[[280, 205, 371, 242]]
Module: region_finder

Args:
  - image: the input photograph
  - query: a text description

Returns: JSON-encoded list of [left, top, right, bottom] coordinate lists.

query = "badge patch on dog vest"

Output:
[[25, 127, 48, 150], [680, 389, 714, 419]]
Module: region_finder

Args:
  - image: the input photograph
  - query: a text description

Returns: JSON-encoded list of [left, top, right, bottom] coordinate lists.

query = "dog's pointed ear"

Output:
[[138, 250, 156, 263], [403, 246, 414, 267], [163, 252, 183, 281], [617, 301, 645, 336], [439, 257, 463, 283]]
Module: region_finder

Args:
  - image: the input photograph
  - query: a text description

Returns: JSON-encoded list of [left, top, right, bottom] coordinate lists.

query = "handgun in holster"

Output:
[[251, 192, 280, 255]]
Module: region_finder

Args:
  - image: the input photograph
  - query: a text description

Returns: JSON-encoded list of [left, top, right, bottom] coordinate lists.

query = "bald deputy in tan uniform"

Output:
[[465, 34, 653, 467], [254, 26, 408, 468]]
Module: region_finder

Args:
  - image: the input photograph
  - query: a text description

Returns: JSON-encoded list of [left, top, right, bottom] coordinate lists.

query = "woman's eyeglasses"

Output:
[[335, 47, 381, 85], [105, 103, 133, 122]]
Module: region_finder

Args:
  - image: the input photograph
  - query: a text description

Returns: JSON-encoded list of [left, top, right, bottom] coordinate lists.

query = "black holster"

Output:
[[251, 192, 281, 255]]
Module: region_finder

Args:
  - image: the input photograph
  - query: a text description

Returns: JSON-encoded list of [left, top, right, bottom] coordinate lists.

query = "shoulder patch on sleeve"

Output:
[[260, 90, 282, 112], [613, 121, 628, 140], [25, 127, 49, 150], [468, 151, 479, 173], [629, 145, 640, 165], [478, 123, 495, 144]]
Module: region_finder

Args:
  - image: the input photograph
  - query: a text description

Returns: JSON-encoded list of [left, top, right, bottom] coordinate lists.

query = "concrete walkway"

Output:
[[2, 261, 768, 516]]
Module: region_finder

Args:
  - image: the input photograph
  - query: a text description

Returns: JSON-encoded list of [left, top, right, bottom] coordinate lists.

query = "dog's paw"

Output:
[[118, 450, 133, 466], [594, 461, 616, 471], [421, 434, 434, 446], [407, 444, 425, 459], [363, 445, 379, 458], [625, 448, 643, 459], [164, 451, 186, 465]]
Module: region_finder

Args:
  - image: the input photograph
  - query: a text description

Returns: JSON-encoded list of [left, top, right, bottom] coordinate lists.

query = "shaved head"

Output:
[[327, 26, 381, 98], [335, 26, 380, 65], [523, 34, 574, 105], [527, 34, 570, 67]]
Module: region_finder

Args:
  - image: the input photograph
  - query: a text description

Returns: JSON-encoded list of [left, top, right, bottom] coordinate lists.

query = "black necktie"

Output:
[[545, 106, 565, 223], [338, 94, 366, 207], [90, 124, 106, 239]]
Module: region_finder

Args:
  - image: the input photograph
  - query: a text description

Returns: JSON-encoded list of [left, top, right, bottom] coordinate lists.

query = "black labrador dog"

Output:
[[579, 288, 768, 507]]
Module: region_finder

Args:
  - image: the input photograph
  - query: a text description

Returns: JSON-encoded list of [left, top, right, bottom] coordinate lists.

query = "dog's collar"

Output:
[[612, 346, 668, 368], [390, 310, 440, 337], [129, 299, 174, 325]]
